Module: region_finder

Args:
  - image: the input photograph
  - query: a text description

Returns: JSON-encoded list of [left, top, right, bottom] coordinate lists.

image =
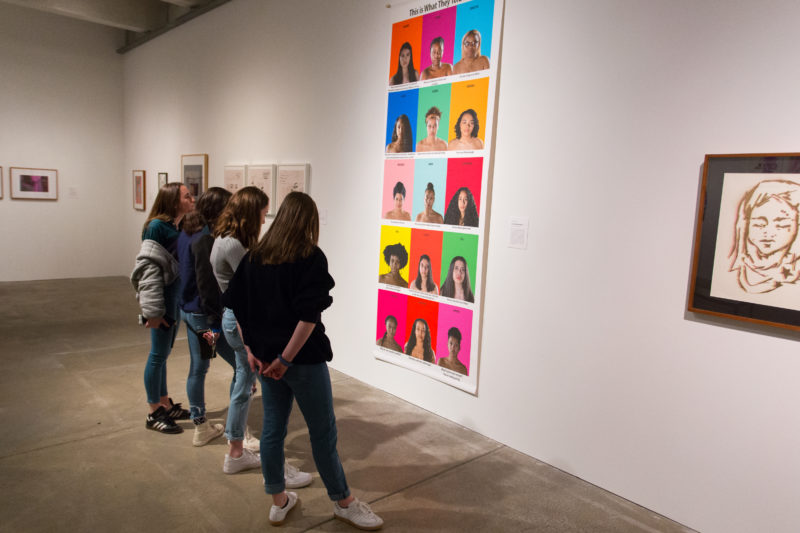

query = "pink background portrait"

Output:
[[376, 289, 408, 349], [436, 302, 473, 374], [382, 158, 415, 219], [419, 7, 457, 71]]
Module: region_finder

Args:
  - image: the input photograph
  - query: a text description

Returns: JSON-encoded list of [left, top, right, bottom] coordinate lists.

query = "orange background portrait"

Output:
[[389, 17, 423, 81]]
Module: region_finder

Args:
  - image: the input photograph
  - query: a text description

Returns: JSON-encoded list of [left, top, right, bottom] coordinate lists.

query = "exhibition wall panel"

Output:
[[0, 3, 125, 281]]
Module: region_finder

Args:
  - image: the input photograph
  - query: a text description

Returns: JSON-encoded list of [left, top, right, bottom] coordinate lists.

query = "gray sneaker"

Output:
[[222, 448, 261, 474], [333, 498, 383, 531], [269, 491, 298, 526]]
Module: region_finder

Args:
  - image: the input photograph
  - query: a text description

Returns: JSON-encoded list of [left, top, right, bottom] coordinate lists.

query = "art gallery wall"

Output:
[[0, 3, 126, 282], [4, 0, 800, 531], [119, 2, 800, 532]]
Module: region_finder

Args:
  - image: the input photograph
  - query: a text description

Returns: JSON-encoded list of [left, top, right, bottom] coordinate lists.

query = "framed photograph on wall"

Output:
[[275, 164, 310, 211], [158, 172, 168, 188], [10, 167, 58, 200], [133, 170, 146, 211], [181, 154, 208, 200], [247, 164, 276, 214], [689, 153, 800, 331], [223, 165, 245, 194]]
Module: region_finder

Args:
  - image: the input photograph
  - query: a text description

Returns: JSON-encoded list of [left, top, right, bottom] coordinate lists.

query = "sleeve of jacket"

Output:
[[292, 248, 335, 323], [192, 234, 222, 325], [131, 259, 166, 319]]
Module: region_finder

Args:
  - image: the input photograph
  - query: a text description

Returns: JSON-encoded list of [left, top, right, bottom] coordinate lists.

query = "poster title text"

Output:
[[409, 0, 465, 16]]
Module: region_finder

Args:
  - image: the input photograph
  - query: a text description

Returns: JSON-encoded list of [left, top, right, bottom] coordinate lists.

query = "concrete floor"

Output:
[[0, 277, 695, 532]]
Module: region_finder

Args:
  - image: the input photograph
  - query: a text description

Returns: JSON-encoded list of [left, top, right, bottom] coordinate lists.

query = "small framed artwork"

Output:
[[247, 164, 276, 214], [275, 164, 310, 211], [0, 166, 3, 199], [10, 167, 58, 200], [223, 165, 246, 194], [133, 170, 146, 211], [689, 153, 800, 331], [158, 172, 168, 188], [181, 154, 208, 200]]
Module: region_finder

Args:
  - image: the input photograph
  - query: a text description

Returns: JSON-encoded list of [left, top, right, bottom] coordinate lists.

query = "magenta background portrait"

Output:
[[436, 302, 472, 374], [376, 289, 408, 347], [382, 159, 415, 218], [419, 7, 457, 71]]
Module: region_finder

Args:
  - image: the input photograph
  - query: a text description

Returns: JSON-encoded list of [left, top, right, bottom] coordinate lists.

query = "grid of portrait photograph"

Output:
[[376, 0, 498, 392]]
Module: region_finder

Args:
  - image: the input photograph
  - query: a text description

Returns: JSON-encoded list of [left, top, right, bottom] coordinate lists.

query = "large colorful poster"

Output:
[[375, 0, 503, 394]]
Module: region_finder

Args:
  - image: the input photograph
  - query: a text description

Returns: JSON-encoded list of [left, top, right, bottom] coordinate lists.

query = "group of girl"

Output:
[[132, 184, 383, 530]]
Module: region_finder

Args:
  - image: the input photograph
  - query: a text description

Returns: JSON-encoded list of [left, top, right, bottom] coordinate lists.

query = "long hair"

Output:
[[390, 115, 413, 153], [391, 42, 417, 85], [440, 256, 475, 303], [142, 182, 183, 237], [443, 187, 479, 227], [213, 186, 269, 249], [453, 109, 480, 140], [251, 191, 319, 265], [730, 179, 800, 270], [405, 318, 434, 363], [183, 187, 231, 236], [413, 254, 436, 292]]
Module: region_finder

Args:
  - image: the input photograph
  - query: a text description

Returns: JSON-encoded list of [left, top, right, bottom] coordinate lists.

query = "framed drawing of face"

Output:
[[689, 153, 800, 331]]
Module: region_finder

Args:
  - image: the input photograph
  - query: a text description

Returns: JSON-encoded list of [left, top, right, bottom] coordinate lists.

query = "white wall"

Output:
[[6, 0, 800, 531], [0, 3, 126, 281]]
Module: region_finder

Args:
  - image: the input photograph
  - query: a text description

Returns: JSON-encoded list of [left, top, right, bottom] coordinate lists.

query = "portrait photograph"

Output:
[[404, 296, 440, 364], [435, 303, 473, 376], [386, 89, 420, 154], [376, 289, 408, 353], [9, 167, 58, 200], [415, 85, 452, 152], [452, 0, 494, 74], [419, 8, 456, 79], [440, 231, 479, 303], [388, 16, 422, 87], [378, 225, 412, 289], [447, 78, 489, 151], [689, 153, 800, 330], [408, 228, 444, 296], [444, 157, 483, 227], [133, 169, 146, 211], [382, 159, 414, 221], [413, 158, 447, 224]]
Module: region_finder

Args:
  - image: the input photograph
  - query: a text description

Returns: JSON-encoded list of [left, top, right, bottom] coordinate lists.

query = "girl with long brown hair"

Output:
[[131, 182, 195, 434], [223, 192, 383, 529]]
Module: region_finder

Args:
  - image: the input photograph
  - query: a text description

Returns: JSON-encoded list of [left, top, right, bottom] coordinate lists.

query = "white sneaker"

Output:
[[333, 498, 383, 531], [223, 448, 261, 474], [192, 420, 224, 447], [268, 491, 298, 526], [284, 461, 313, 489], [243, 426, 260, 452]]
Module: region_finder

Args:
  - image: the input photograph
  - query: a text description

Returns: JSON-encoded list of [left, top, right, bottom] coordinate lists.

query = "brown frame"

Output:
[[9, 167, 58, 200], [181, 153, 208, 200], [688, 153, 800, 331], [0, 166, 3, 199], [133, 170, 146, 211]]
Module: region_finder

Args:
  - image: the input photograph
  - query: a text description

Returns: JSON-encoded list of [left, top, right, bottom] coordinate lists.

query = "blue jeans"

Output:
[[183, 310, 236, 421], [222, 307, 256, 441], [259, 362, 350, 501], [144, 281, 180, 404]]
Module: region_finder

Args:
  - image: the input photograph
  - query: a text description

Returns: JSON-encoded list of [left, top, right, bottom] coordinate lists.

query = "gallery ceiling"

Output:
[[0, 0, 231, 53]]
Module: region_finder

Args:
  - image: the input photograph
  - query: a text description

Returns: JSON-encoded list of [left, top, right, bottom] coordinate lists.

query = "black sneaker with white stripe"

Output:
[[166, 398, 190, 420], [146, 406, 183, 434]]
